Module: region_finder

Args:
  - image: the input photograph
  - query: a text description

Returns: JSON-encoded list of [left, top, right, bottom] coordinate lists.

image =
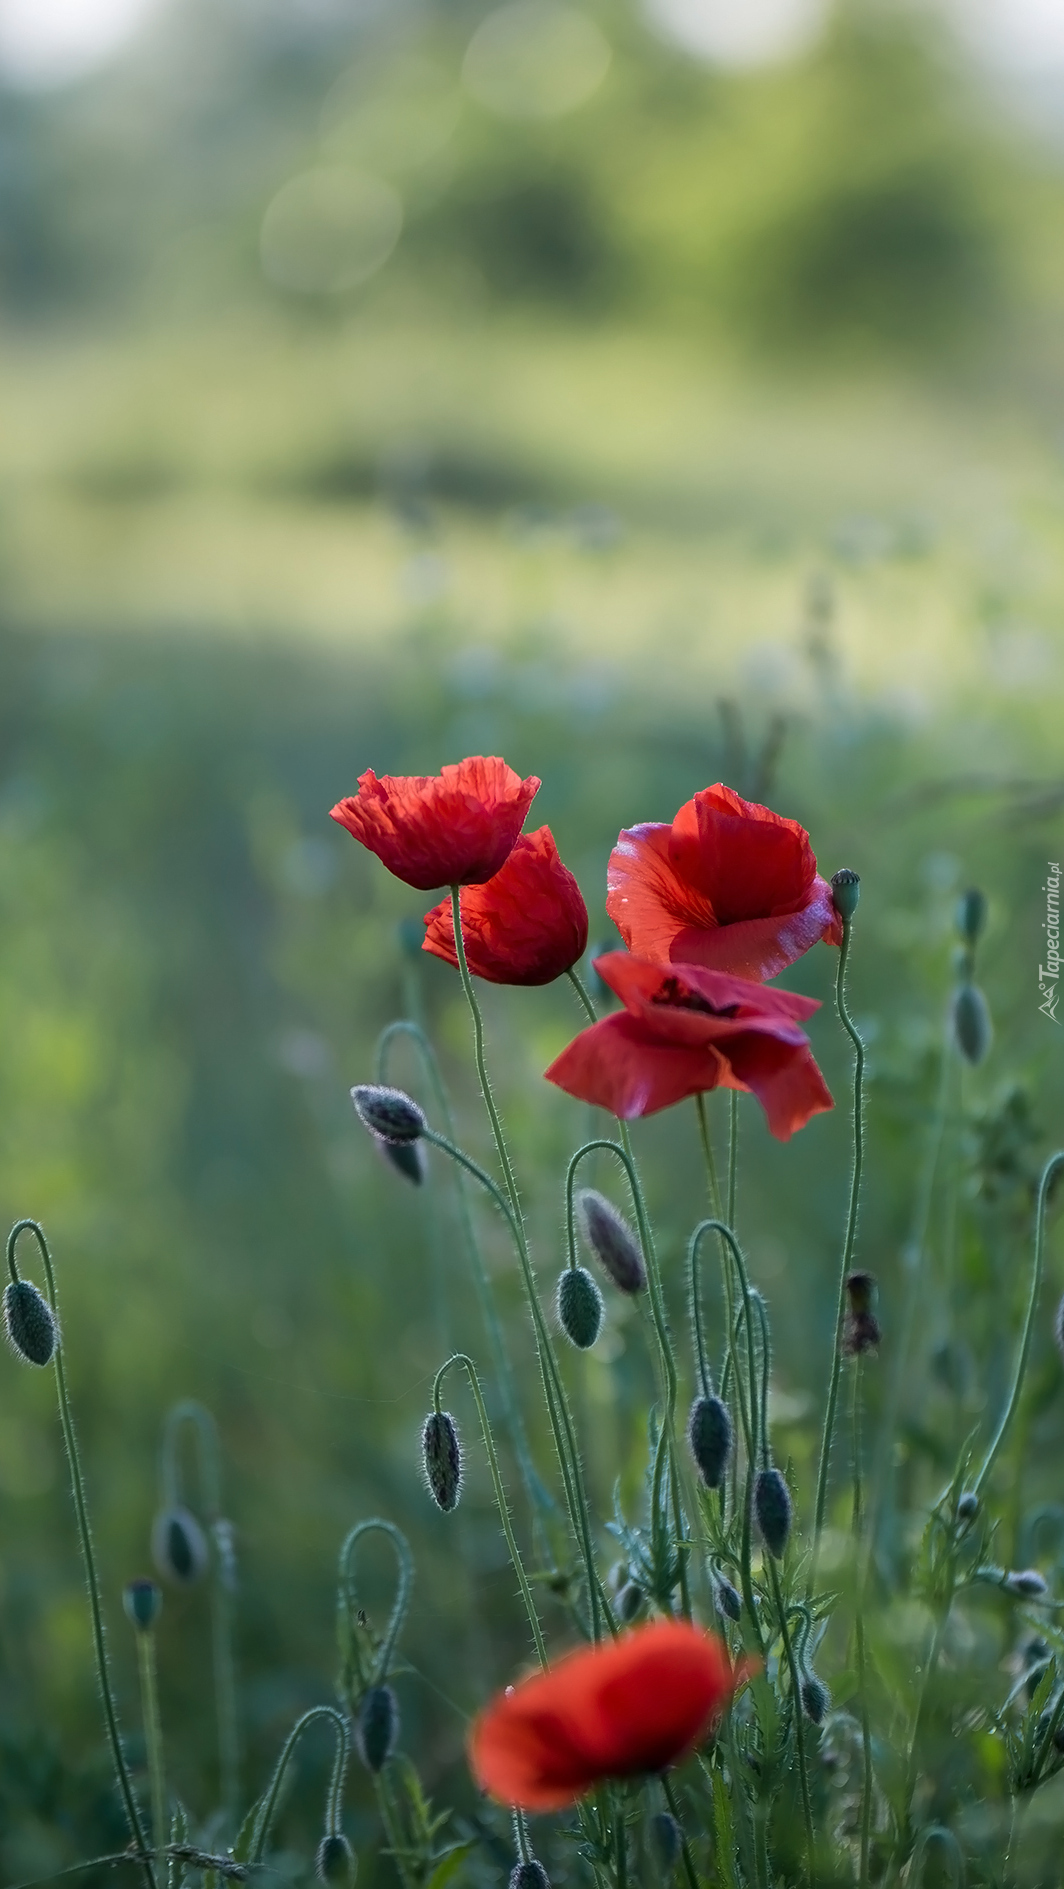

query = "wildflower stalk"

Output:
[[694, 1222, 763, 1654], [972, 1150, 1064, 1497], [161, 1401, 238, 1826], [432, 1354, 547, 1665], [811, 909, 865, 1587], [337, 1518, 413, 1692], [727, 1089, 739, 1231], [249, 1704, 349, 1865], [134, 1624, 167, 1857], [6, 1221, 157, 1889], [695, 1098, 739, 1517], [850, 1359, 873, 1889]]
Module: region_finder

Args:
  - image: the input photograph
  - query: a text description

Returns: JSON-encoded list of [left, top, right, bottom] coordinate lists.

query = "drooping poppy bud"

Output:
[[376, 1136, 427, 1186], [754, 1468, 792, 1560], [687, 1395, 732, 1490], [509, 1864, 550, 1889], [151, 1505, 210, 1586], [647, 1812, 682, 1873], [317, 1834, 357, 1887], [357, 1684, 398, 1772], [800, 1671, 830, 1725], [843, 1272, 880, 1357], [3, 1279, 57, 1367], [351, 1085, 426, 1144], [556, 1267, 603, 1350], [575, 1190, 645, 1294], [956, 888, 987, 946], [1004, 1569, 1048, 1599], [830, 868, 860, 924], [423, 1410, 462, 1512], [715, 1575, 742, 1622], [122, 1577, 163, 1633], [953, 985, 992, 1065]]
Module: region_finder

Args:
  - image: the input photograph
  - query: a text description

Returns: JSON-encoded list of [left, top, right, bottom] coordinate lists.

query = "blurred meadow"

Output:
[[2, 0, 1064, 1879]]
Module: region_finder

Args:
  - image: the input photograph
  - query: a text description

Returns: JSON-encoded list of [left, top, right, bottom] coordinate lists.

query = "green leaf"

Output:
[[231, 1793, 266, 1866], [423, 1839, 478, 1889]]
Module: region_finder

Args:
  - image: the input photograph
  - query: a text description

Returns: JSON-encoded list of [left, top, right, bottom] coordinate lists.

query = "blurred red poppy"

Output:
[[422, 827, 588, 985], [545, 953, 832, 1141], [469, 1620, 741, 1810], [330, 757, 540, 892], [606, 782, 841, 982]]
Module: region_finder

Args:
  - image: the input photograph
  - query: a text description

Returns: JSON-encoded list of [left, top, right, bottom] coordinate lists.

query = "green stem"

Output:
[[851, 1361, 873, 1889], [766, 1555, 816, 1882], [687, 1222, 716, 1399], [135, 1630, 167, 1857], [810, 917, 865, 1589], [696, 1222, 762, 1653], [433, 1354, 548, 1666], [973, 1151, 1064, 1497], [727, 1090, 739, 1231], [249, 1705, 349, 1865], [337, 1519, 413, 1689], [662, 1774, 699, 1889], [695, 1099, 739, 1519], [6, 1222, 156, 1889]]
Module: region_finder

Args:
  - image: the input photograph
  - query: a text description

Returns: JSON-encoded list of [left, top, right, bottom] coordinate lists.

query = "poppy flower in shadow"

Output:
[[606, 782, 841, 982], [469, 1620, 743, 1811], [545, 953, 832, 1141], [422, 827, 588, 985], [331, 756, 540, 891]]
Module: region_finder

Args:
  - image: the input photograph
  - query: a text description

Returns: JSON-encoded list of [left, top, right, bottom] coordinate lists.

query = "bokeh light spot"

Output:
[[260, 167, 403, 295], [463, 3, 611, 120]]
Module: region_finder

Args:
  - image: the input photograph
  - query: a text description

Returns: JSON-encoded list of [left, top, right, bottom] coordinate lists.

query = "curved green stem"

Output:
[[249, 1705, 349, 1864], [338, 1519, 414, 1688], [696, 1222, 763, 1652], [851, 1360, 873, 1889], [6, 1221, 156, 1889], [973, 1151, 1064, 1496], [687, 1222, 718, 1399], [432, 1354, 547, 1666]]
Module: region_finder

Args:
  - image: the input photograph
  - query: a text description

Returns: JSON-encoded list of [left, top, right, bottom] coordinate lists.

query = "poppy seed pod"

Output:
[[953, 984, 992, 1065], [956, 887, 987, 946], [647, 1812, 682, 1873], [754, 1468, 792, 1560], [800, 1671, 830, 1725], [376, 1135, 427, 1186], [688, 1395, 733, 1490], [357, 1684, 398, 1773], [317, 1834, 357, 1887], [350, 1085, 426, 1145], [423, 1410, 462, 1512], [1005, 1569, 1048, 1599], [509, 1864, 550, 1889], [151, 1505, 210, 1586], [556, 1266, 603, 1350], [3, 1279, 57, 1367], [715, 1575, 742, 1622], [122, 1577, 163, 1633], [830, 868, 860, 924], [575, 1190, 645, 1294]]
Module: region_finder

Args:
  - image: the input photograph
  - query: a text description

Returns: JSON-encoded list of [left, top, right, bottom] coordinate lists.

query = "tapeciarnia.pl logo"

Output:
[[1040, 861, 1061, 1023]]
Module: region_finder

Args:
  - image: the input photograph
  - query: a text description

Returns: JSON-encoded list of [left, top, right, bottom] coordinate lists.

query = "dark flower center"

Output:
[[652, 976, 739, 1018]]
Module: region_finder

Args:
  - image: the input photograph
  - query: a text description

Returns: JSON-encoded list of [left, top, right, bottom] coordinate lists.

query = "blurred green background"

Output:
[[1, 0, 1064, 1879]]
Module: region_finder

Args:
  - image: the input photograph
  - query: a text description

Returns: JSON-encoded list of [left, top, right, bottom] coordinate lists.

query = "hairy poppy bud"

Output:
[[953, 985, 992, 1065], [830, 868, 860, 924], [956, 888, 987, 946], [754, 1468, 792, 1560], [647, 1812, 682, 1873], [800, 1671, 830, 1725], [688, 1395, 733, 1490], [122, 1577, 162, 1633], [956, 1491, 979, 1524], [556, 1267, 603, 1350], [317, 1834, 357, 1887], [151, 1506, 210, 1586], [616, 1581, 644, 1624], [1005, 1569, 1048, 1599], [843, 1272, 880, 1357], [357, 1684, 398, 1772], [376, 1136, 426, 1186], [575, 1190, 645, 1294], [350, 1085, 426, 1144], [423, 1410, 462, 1512], [509, 1865, 550, 1889], [3, 1279, 57, 1367], [715, 1575, 742, 1622]]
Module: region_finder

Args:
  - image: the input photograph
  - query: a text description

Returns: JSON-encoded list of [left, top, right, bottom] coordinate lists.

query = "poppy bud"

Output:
[[423, 1410, 462, 1512], [509, 1865, 550, 1889], [956, 1491, 979, 1524], [556, 1267, 603, 1350], [616, 1581, 644, 1623], [800, 1671, 830, 1725], [350, 1085, 426, 1144], [830, 869, 860, 924], [3, 1279, 57, 1367], [687, 1395, 733, 1490], [952, 985, 992, 1065], [376, 1136, 427, 1186], [843, 1272, 880, 1357], [715, 1575, 742, 1622], [956, 888, 987, 946], [357, 1684, 398, 1772], [151, 1505, 210, 1586], [574, 1190, 645, 1294], [1004, 1569, 1048, 1599], [122, 1577, 163, 1633], [317, 1834, 357, 1887], [647, 1812, 682, 1874], [754, 1468, 792, 1560]]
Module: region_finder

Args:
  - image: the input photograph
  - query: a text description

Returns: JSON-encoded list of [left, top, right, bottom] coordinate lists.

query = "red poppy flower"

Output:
[[330, 757, 540, 892], [606, 782, 841, 983], [422, 827, 588, 986], [545, 953, 832, 1141], [469, 1620, 741, 1811]]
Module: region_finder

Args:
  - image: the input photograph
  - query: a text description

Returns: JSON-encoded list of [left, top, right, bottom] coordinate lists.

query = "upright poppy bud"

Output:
[[510, 1865, 550, 1889], [152, 1505, 210, 1586], [423, 1410, 462, 1512], [3, 1279, 57, 1366], [575, 1191, 645, 1294], [715, 1575, 742, 1622], [556, 1267, 603, 1350], [953, 985, 992, 1065], [123, 1577, 163, 1633], [843, 1272, 880, 1357], [317, 1834, 357, 1887], [754, 1468, 792, 1560], [351, 1085, 426, 1144], [358, 1684, 399, 1772], [830, 868, 860, 925], [687, 1395, 732, 1490], [956, 888, 987, 947]]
